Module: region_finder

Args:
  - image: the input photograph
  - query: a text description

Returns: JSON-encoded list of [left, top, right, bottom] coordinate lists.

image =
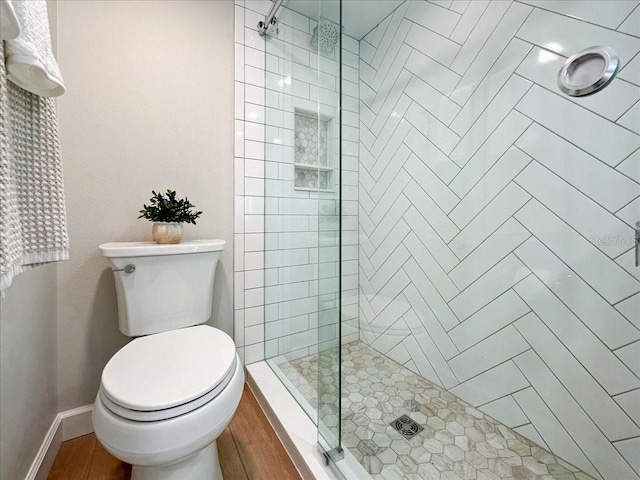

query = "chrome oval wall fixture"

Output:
[[558, 46, 619, 97]]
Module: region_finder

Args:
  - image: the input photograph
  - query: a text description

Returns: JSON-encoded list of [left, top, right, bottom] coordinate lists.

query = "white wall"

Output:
[[358, 1, 640, 479], [0, 1, 235, 476], [0, 265, 59, 480], [0, 4, 61, 479], [55, 0, 235, 411]]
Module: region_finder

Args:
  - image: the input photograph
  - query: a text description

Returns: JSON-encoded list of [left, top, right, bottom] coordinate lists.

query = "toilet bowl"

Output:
[[93, 240, 242, 479]]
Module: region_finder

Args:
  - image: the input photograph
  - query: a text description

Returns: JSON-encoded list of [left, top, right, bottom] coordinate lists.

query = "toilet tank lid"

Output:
[[99, 239, 225, 257]]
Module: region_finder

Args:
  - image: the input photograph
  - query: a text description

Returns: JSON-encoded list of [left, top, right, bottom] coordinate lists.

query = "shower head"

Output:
[[311, 17, 341, 54]]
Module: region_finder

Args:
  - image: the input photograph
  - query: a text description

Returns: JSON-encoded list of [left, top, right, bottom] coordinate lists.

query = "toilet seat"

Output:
[[101, 325, 236, 422], [100, 356, 237, 421]]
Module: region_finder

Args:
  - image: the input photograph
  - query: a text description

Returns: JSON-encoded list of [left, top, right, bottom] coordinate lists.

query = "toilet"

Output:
[[92, 239, 244, 480]]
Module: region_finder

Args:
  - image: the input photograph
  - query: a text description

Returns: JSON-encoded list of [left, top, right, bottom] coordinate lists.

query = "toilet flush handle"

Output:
[[113, 264, 136, 274]]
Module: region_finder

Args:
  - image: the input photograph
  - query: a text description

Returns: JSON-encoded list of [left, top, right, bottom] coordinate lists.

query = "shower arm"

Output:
[[258, 0, 284, 36]]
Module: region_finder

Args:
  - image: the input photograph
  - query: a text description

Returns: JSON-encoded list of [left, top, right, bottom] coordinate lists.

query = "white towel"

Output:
[[0, 0, 20, 40], [0, 41, 69, 292], [4, 0, 65, 97]]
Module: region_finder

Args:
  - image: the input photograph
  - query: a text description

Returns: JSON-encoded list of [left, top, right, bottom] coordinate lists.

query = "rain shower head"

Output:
[[311, 17, 341, 54]]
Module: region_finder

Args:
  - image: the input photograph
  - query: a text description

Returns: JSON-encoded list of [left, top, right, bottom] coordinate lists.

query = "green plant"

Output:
[[138, 189, 202, 224]]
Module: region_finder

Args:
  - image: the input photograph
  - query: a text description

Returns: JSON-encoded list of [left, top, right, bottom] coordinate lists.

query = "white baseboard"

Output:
[[25, 415, 62, 480], [25, 404, 95, 480], [60, 405, 94, 441]]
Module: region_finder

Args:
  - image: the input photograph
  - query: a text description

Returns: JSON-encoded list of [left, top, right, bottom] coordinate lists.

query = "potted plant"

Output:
[[138, 189, 202, 244]]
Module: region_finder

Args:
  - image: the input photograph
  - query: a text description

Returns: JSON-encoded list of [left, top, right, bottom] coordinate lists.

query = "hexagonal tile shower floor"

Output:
[[276, 341, 596, 480]]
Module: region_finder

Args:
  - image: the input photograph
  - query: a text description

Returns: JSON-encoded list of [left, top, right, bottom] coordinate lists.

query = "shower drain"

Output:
[[391, 414, 423, 438]]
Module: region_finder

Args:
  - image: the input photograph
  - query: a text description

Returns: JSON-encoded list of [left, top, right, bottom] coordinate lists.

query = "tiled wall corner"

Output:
[[263, 7, 360, 361], [236, 1, 360, 367], [234, 0, 271, 365]]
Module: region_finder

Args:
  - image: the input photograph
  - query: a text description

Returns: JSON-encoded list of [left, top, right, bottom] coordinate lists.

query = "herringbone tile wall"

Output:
[[357, 2, 640, 479]]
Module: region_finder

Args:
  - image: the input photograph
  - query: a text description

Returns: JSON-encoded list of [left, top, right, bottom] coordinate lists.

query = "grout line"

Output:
[[449, 1, 491, 46], [447, 140, 531, 222], [509, 353, 602, 477], [450, 0, 514, 79], [515, 73, 640, 137], [515, 194, 639, 301], [613, 290, 640, 307], [614, 194, 640, 217], [515, 107, 640, 186], [402, 280, 461, 368], [451, 29, 532, 115], [446, 183, 533, 256], [514, 0, 640, 37], [512, 272, 640, 416], [612, 386, 640, 398], [613, 338, 640, 353], [403, 312, 450, 387], [449, 40, 533, 134], [614, 97, 640, 124], [512, 214, 640, 340], [402, 112, 460, 179], [521, 159, 636, 250], [616, 3, 640, 32], [475, 383, 531, 410]]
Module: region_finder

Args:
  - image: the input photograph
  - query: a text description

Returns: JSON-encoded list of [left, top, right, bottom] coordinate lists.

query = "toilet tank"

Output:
[[99, 240, 225, 337]]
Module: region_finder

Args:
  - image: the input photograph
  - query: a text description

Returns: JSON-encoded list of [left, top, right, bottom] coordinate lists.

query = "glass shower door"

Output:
[[261, 0, 345, 462], [315, 0, 343, 465], [262, 0, 326, 423]]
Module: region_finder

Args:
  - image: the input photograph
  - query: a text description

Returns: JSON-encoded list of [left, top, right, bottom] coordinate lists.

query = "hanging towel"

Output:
[[0, 0, 20, 40], [4, 0, 64, 97], [0, 41, 69, 292]]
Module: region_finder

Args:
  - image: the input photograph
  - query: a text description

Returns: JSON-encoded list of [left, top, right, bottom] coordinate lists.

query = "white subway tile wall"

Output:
[[234, 0, 360, 366], [358, 2, 640, 479]]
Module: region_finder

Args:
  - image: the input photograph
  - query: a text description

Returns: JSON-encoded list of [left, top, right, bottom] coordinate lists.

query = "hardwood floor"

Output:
[[48, 385, 301, 480]]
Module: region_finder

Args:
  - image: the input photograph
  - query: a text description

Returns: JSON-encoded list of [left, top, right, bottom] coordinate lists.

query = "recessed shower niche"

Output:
[[293, 109, 334, 192]]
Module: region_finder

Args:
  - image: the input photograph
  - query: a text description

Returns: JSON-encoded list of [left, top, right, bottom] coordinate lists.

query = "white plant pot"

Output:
[[152, 222, 184, 244]]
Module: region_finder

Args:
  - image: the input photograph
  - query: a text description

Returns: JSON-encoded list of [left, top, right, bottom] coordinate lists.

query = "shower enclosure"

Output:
[[238, 0, 640, 478]]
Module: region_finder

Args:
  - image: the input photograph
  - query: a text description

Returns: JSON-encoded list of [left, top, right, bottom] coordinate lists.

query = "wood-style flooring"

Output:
[[47, 385, 301, 480]]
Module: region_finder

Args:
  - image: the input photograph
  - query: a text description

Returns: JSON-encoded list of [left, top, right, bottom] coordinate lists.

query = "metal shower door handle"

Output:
[[635, 222, 640, 267]]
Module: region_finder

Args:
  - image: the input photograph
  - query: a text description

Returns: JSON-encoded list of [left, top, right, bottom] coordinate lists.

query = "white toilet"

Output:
[[93, 239, 244, 480]]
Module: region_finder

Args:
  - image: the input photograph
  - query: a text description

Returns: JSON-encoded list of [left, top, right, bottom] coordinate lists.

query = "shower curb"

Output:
[[246, 362, 371, 480]]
